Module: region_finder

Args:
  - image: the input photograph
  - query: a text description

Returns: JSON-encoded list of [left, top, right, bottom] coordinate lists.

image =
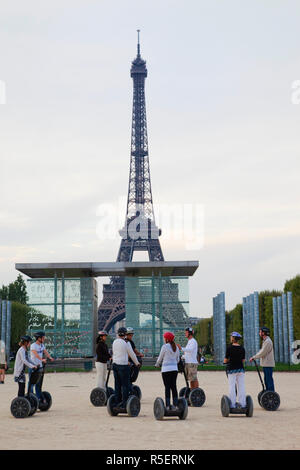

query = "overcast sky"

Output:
[[1, 0, 300, 317]]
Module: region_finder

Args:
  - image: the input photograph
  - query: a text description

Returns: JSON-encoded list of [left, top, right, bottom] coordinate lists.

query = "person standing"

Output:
[[125, 327, 144, 359], [224, 332, 246, 408], [28, 331, 54, 400], [250, 326, 275, 391], [177, 327, 199, 390], [95, 330, 111, 389], [0, 340, 7, 384], [112, 327, 140, 408], [155, 331, 180, 411], [13, 336, 37, 397]]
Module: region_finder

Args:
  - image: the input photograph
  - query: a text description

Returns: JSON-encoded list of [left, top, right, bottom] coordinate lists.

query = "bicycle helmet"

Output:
[[98, 330, 108, 336], [20, 335, 32, 342], [185, 327, 194, 335], [260, 326, 270, 335], [163, 331, 175, 342], [230, 331, 242, 338], [34, 331, 45, 339], [126, 327, 134, 334], [117, 327, 127, 336]]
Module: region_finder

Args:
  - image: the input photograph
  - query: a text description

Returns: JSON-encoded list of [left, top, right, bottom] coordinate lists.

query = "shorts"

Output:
[[185, 363, 198, 381]]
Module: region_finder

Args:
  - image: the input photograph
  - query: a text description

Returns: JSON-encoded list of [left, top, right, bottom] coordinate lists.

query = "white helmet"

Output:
[[126, 327, 134, 334]]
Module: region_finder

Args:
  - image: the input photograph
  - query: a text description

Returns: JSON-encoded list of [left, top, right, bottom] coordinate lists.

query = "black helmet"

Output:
[[34, 331, 45, 339], [260, 326, 270, 335], [21, 335, 32, 342], [185, 327, 194, 335], [117, 327, 127, 336]]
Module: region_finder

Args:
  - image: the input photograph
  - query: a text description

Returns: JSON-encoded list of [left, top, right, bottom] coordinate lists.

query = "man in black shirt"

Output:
[[224, 332, 246, 408], [95, 331, 111, 389], [125, 328, 144, 362], [125, 327, 143, 389]]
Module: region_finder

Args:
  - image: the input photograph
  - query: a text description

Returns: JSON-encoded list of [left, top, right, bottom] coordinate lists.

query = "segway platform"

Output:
[[221, 395, 253, 417], [153, 397, 188, 420], [107, 394, 141, 417]]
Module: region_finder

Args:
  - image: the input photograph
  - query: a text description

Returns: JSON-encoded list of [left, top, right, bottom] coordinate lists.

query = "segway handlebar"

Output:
[[252, 359, 265, 388]]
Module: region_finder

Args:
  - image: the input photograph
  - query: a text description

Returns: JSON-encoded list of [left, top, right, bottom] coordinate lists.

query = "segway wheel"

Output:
[[10, 397, 31, 419], [126, 395, 140, 417], [27, 393, 39, 416], [39, 391, 52, 412], [107, 394, 119, 416], [221, 395, 230, 417], [131, 385, 142, 400], [257, 391, 264, 407], [153, 397, 165, 420], [260, 391, 280, 411], [179, 387, 188, 398], [90, 387, 107, 407], [246, 395, 253, 417], [178, 397, 188, 420], [189, 388, 206, 407]]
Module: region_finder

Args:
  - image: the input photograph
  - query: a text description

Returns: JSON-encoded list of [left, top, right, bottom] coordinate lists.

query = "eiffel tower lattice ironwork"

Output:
[[98, 33, 187, 332]]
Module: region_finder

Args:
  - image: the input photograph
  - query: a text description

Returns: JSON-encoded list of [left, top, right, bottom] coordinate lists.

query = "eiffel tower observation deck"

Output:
[[15, 32, 199, 357]]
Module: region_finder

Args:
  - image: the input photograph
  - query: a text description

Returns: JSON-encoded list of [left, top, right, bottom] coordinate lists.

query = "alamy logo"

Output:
[[291, 340, 300, 364], [0, 80, 6, 104]]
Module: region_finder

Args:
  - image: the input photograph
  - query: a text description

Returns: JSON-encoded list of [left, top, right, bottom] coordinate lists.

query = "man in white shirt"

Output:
[[177, 327, 199, 390], [112, 327, 140, 408]]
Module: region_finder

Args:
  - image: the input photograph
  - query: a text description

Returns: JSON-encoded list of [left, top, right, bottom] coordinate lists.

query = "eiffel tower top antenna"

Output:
[[137, 29, 140, 57]]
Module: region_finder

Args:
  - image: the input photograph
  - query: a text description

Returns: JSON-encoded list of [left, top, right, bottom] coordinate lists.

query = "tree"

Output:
[[0, 274, 28, 304]]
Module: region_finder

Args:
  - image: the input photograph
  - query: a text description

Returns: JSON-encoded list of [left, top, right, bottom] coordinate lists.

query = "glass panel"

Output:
[[125, 276, 190, 356], [28, 305, 55, 330], [27, 280, 54, 304], [27, 277, 96, 358]]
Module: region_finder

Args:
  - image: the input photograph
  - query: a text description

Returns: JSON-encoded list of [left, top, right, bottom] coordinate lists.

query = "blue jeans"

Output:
[[113, 363, 131, 407], [27, 368, 42, 400], [263, 367, 275, 391]]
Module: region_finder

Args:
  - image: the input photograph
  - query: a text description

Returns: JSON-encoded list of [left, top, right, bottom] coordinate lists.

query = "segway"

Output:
[[220, 362, 253, 417], [38, 362, 52, 412], [153, 397, 188, 420], [129, 356, 142, 400], [10, 366, 43, 419], [90, 360, 114, 407], [178, 358, 206, 407], [221, 394, 253, 417], [253, 359, 280, 411], [107, 393, 141, 417]]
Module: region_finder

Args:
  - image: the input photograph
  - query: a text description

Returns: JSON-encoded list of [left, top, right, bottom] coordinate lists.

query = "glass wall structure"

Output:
[[27, 277, 98, 358], [125, 276, 189, 356]]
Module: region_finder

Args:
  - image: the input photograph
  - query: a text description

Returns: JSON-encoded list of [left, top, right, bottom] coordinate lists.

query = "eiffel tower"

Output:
[[98, 32, 187, 332]]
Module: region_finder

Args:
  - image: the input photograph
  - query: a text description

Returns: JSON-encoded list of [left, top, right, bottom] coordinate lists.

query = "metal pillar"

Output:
[[213, 292, 226, 364], [219, 292, 226, 364], [250, 294, 255, 360], [5, 301, 11, 360], [272, 297, 279, 363], [254, 292, 260, 353], [277, 296, 284, 363], [282, 294, 289, 364], [1, 300, 7, 345], [287, 292, 294, 364]]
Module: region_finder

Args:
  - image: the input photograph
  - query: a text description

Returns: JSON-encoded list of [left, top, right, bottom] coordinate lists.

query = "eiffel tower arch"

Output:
[[98, 33, 187, 332]]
